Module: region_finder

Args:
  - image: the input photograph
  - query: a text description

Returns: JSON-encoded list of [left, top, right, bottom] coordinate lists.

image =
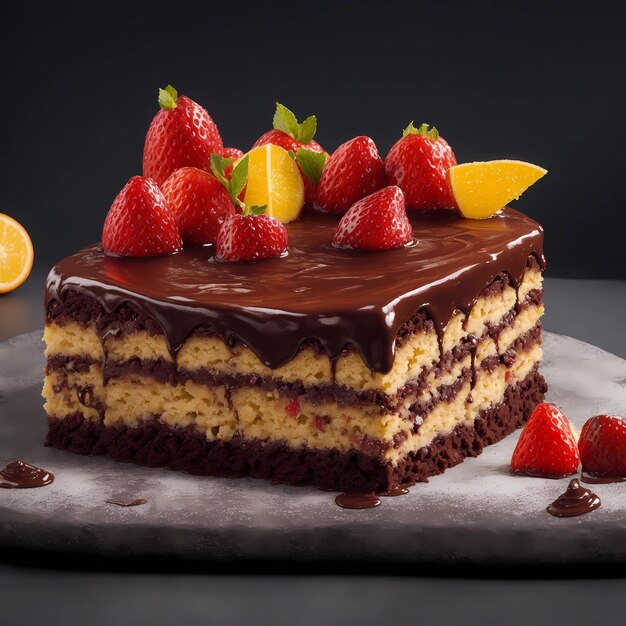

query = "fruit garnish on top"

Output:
[[314, 136, 387, 214], [253, 103, 327, 207], [510, 403, 580, 478], [579, 414, 626, 477], [239, 144, 305, 224], [216, 205, 288, 263], [447, 160, 547, 220], [143, 85, 223, 186], [162, 166, 236, 245], [102, 176, 182, 257], [332, 186, 412, 251], [384, 122, 457, 212]]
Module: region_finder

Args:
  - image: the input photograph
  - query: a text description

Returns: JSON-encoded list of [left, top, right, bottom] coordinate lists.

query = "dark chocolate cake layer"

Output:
[[45, 368, 546, 492], [45, 208, 544, 373]]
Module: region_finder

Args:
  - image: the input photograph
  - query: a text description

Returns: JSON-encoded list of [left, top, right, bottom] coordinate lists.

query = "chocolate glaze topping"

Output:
[[0, 460, 54, 489], [45, 208, 544, 373], [547, 479, 601, 518]]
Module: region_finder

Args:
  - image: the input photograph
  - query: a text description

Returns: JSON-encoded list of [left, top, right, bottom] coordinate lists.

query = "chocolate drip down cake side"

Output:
[[43, 209, 546, 492]]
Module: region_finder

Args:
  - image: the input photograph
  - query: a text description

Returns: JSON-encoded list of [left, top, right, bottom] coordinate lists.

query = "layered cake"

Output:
[[42, 91, 548, 493], [44, 209, 545, 492]]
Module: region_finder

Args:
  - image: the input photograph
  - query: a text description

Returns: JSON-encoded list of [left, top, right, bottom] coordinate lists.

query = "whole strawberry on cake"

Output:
[[43, 90, 548, 493]]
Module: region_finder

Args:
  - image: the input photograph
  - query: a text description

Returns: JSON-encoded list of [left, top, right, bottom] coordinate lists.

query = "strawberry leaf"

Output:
[[158, 85, 178, 110], [229, 155, 249, 201], [244, 205, 267, 216], [402, 121, 439, 141], [296, 148, 327, 185], [273, 103, 318, 144], [273, 103, 299, 138], [296, 115, 317, 144], [210, 154, 232, 187]]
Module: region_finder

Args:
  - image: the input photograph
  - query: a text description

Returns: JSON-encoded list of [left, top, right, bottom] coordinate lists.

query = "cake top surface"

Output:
[[46, 207, 544, 373]]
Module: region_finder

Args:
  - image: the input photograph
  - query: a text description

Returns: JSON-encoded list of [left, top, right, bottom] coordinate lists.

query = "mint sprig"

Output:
[[403, 121, 439, 141], [210, 153, 266, 216], [158, 85, 178, 110], [296, 148, 327, 185], [273, 103, 317, 145]]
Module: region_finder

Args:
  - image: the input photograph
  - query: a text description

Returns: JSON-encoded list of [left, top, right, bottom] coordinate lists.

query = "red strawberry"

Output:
[[253, 103, 328, 206], [314, 136, 387, 214], [216, 208, 288, 262], [221, 147, 244, 161], [142, 85, 223, 186], [332, 186, 412, 251], [161, 167, 236, 245], [102, 176, 182, 256], [579, 414, 626, 476], [510, 403, 580, 478], [384, 122, 457, 212]]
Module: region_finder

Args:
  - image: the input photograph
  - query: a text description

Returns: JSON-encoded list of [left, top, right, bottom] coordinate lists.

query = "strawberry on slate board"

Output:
[[332, 186, 412, 251], [102, 176, 182, 256], [510, 403, 580, 478], [314, 136, 387, 214], [579, 414, 626, 477], [143, 85, 223, 186], [384, 122, 457, 211], [253, 103, 327, 206], [161, 167, 236, 245]]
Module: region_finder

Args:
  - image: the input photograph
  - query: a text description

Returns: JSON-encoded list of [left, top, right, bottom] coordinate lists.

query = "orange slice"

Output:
[[447, 160, 547, 219], [0, 213, 34, 293], [242, 144, 305, 223]]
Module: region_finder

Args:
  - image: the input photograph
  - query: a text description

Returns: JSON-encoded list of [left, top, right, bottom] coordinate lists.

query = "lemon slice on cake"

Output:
[[447, 160, 547, 219], [242, 144, 305, 223]]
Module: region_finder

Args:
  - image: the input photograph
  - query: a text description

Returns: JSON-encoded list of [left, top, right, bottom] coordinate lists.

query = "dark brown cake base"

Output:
[[45, 368, 546, 493]]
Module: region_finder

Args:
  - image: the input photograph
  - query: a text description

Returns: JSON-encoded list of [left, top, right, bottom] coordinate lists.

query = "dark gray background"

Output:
[[1, 0, 625, 279]]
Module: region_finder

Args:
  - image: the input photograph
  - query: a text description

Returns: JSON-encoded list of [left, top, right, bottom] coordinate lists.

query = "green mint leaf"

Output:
[[247, 205, 267, 216], [229, 155, 249, 202], [273, 103, 299, 138], [210, 153, 232, 187], [287, 149, 296, 160], [296, 148, 327, 185], [158, 85, 178, 110], [296, 115, 317, 144], [402, 121, 439, 141]]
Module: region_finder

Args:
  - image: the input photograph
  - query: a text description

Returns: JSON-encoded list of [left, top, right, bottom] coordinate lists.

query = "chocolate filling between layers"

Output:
[[45, 368, 547, 493], [45, 321, 543, 414]]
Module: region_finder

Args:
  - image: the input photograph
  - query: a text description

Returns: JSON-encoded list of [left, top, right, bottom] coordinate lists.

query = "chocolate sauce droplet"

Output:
[[547, 479, 601, 518], [581, 473, 626, 485], [106, 498, 147, 507], [335, 493, 381, 509], [382, 486, 410, 497], [0, 460, 54, 489]]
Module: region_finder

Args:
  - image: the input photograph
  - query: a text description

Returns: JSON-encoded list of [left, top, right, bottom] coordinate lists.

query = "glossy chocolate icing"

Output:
[[45, 208, 544, 373]]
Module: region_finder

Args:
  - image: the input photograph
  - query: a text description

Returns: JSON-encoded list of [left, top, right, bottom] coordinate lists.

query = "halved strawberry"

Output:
[[511, 403, 580, 478], [102, 176, 182, 257], [142, 85, 223, 186], [332, 186, 412, 251], [579, 414, 626, 476]]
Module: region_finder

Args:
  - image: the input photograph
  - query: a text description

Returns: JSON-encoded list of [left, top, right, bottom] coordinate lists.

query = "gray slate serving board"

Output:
[[1, 330, 625, 563]]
